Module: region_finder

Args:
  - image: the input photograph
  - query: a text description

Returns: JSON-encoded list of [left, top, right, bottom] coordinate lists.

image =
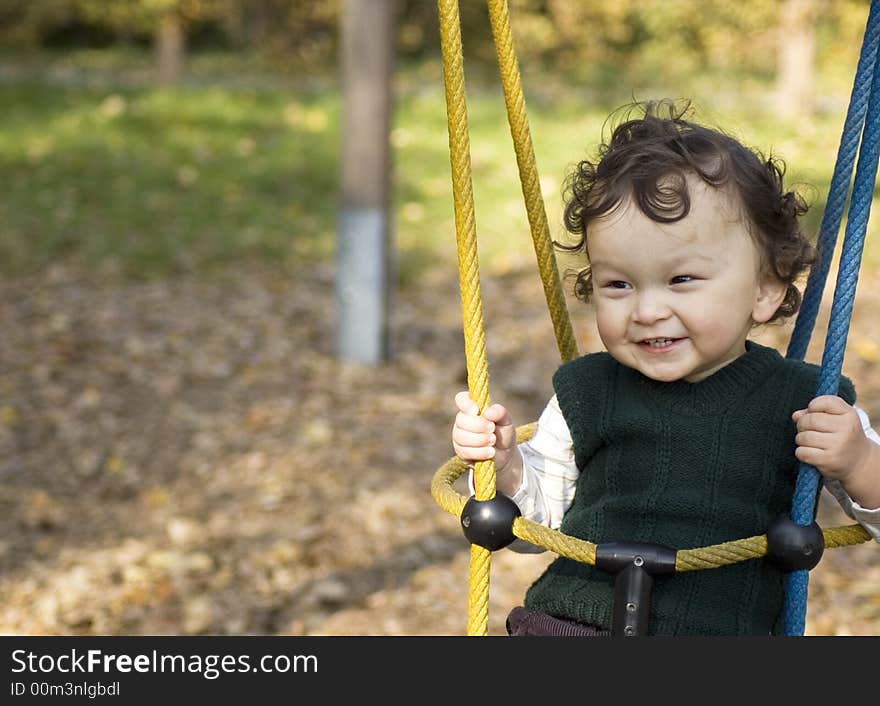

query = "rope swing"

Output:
[[432, 0, 877, 637]]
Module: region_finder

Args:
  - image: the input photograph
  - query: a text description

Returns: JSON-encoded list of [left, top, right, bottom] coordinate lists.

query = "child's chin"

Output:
[[649, 374, 685, 383], [636, 365, 687, 383]]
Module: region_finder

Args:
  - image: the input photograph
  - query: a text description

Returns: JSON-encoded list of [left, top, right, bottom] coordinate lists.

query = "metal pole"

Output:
[[336, 0, 396, 363]]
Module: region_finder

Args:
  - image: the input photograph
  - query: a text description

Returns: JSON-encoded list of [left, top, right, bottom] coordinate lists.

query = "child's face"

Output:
[[586, 176, 785, 383]]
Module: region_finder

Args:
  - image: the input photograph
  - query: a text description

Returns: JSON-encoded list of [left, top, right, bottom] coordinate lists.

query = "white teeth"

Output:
[[645, 338, 674, 348]]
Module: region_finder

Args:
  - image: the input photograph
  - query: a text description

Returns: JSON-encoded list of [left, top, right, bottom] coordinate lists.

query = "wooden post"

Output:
[[336, 0, 396, 363], [155, 11, 185, 85], [776, 0, 816, 119]]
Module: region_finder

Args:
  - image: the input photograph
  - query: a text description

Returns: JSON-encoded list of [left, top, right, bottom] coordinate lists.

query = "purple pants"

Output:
[[505, 606, 611, 637]]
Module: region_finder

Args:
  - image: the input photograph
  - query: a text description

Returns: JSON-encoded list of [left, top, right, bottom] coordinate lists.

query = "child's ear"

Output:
[[752, 276, 787, 324]]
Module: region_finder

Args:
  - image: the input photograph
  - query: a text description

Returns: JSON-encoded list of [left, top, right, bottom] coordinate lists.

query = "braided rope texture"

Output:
[[784, 0, 880, 635], [437, 0, 493, 636], [431, 445, 872, 570], [486, 0, 579, 363], [437, 0, 579, 636]]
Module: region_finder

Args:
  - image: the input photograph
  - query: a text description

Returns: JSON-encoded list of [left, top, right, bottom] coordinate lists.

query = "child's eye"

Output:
[[603, 280, 631, 290], [670, 275, 695, 285]]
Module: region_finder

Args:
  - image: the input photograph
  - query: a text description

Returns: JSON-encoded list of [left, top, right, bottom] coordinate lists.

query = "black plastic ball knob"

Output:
[[766, 514, 825, 572], [460, 494, 521, 551]]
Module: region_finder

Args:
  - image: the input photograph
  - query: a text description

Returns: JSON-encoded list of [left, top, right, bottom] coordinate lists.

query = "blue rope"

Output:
[[782, 0, 880, 635]]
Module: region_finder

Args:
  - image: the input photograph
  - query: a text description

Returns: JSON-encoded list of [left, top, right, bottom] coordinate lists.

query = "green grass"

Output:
[[1, 50, 878, 280], [0, 77, 339, 277]]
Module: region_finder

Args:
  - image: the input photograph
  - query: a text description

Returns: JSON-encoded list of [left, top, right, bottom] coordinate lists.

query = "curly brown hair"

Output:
[[557, 100, 816, 322]]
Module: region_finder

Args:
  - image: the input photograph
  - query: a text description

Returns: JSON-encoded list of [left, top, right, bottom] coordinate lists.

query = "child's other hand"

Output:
[[452, 391, 517, 474], [792, 395, 871, 483]]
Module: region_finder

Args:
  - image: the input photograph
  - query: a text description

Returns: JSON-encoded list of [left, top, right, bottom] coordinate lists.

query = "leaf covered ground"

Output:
[[1, 259, 878, 636]]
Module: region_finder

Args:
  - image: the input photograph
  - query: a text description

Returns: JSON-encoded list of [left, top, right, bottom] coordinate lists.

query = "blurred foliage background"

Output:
[[1, 0, 878, 281], [2, 1, 880, 638]]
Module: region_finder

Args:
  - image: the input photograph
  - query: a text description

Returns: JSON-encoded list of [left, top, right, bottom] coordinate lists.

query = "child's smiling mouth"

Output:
[[639, 337, 683, 351]]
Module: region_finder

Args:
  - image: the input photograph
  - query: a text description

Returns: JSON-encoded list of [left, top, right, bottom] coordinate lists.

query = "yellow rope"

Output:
[[437, 0, 581, 637], [437, 0, 493, 637], [486, 0, 578, 363], [431, 442, 873, 572]]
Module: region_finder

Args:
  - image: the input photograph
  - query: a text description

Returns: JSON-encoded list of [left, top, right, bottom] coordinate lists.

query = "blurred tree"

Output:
[[223, 0, 338, 68], [776, 0, 817, 119], [0, 0, 229, 80], [0, 0, 872, 99], [0, 0, 80, 45], [74, 0, 227, 83], [155, 3, 184, 83]]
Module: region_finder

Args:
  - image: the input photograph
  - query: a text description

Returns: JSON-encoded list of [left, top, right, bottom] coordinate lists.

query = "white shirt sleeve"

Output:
[[493, 397, 880, 551], [511, 394, 578, 531]]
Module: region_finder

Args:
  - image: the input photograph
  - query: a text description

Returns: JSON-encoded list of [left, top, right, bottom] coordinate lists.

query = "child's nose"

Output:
[[632, 290, 671, 323]]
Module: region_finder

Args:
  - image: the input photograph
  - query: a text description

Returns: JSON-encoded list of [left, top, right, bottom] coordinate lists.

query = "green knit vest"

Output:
[[523, 341, 856, 635]]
